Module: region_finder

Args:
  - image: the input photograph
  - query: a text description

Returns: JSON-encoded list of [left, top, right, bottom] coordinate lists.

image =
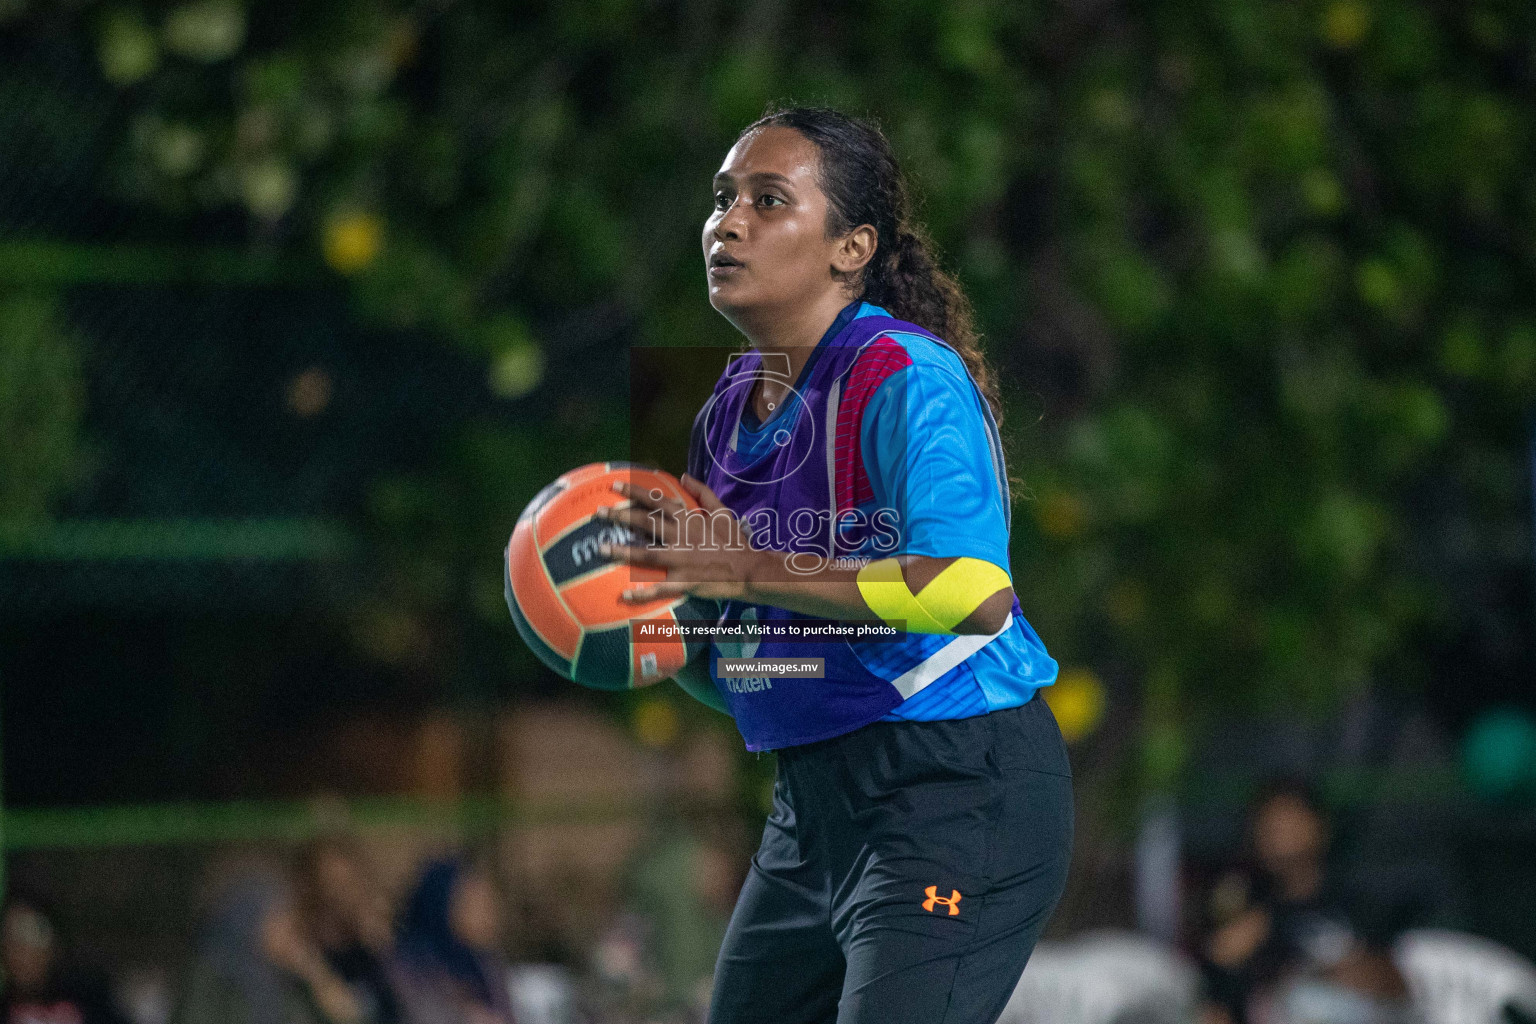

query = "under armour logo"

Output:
[[922, 886, 962, 916]]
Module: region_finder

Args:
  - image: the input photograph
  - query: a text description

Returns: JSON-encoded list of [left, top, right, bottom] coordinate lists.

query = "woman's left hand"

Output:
[[596, 473, 766, 603]]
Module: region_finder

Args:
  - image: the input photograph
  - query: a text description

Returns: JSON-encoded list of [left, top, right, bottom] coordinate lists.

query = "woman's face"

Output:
[[702, 125, 850, 321], [449, 870, 502, 951]]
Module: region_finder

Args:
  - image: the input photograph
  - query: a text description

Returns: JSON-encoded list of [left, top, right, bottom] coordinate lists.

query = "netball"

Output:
[[504, 461, 720, 691]]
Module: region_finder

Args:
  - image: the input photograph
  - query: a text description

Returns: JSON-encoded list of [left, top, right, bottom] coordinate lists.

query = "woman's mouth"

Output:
[[709, 252, 744, 278]]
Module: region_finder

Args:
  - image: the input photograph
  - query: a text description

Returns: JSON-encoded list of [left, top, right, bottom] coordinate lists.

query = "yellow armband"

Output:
[[856, 557, 1013, 635], [855, 557, 949, 633]]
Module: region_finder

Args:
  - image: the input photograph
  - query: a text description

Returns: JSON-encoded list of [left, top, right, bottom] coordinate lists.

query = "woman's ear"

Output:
[[832, 224, 878, 277]]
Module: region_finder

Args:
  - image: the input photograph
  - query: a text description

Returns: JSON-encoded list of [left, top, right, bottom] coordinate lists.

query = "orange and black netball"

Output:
[[504, 462, 717, 690]]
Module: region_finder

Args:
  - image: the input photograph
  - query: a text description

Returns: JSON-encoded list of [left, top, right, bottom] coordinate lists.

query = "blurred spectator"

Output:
[[391, 858, 516, 1024], [589, 911, 663, 1021], [173, 870, 368, 1024], [1196, 781, 1412, 1024], [622, 828, 735, 1016], [293, 836, 402, 1023], [1, 895, 129, 1024], [589, 805, 741, 1024]]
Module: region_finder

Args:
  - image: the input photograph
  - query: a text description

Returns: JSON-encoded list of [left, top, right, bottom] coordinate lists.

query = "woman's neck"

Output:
[[732, 289, 856, 390]]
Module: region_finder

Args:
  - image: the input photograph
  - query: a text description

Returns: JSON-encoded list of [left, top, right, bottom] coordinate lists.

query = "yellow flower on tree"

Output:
[[1043, 668, 1107, 744], [633, 698, 681, 749], [1321, 0, 1371, 49], [1036, 491, 1086, 540], [324, 212, 384, 275]]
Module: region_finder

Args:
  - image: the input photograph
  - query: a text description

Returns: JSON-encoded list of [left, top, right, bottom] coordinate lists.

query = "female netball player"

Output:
[[594, 107, 1073, 1024]]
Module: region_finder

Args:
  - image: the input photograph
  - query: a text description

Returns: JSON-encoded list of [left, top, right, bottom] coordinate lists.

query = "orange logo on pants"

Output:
[[922, 886, 962, 916]]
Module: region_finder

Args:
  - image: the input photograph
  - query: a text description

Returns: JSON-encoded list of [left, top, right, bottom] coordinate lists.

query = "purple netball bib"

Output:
[[688, 311, 1003, 750]]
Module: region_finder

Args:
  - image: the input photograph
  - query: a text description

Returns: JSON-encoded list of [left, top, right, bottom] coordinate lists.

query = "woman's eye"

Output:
[[713, 192, 732, 211], [759, 194, 785, 207]]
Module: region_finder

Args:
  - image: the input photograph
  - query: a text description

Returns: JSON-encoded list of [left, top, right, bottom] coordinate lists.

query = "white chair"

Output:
[[507, 963, 579, 1024], [999, 929, 1198, 1024], [1394, 929, 1536, 1024]]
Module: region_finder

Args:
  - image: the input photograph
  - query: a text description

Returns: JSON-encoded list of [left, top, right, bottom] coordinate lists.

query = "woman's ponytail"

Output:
[[739, 107, 1007, 432], [876, 227, 1004, 432]]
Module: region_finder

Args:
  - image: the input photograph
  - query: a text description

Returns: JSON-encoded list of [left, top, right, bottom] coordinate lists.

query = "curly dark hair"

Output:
[[736, 106, 1006, 431]]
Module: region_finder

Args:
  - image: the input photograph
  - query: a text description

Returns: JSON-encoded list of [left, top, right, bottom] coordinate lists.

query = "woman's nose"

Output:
[[715, 198, 748, 239]]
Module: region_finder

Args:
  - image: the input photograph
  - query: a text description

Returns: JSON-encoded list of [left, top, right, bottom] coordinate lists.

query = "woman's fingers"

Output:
[[603, 535, 748, 602], [680, 473, 725, 511], [622, 575, 744, 602], [679, 474, 756, 549], [599, 541, 674, 568], [613, 479, 688, 515], [610, 479, 655, 505], [602, 540, 733, 574], [619, 581, 692, 602], [599, 477, 752, 601], [595, 503, 671, 543], [606, 479, 695, 544]]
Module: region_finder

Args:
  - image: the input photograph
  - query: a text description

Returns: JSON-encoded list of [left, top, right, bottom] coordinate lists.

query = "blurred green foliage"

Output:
[[0, 292, 87, 531], [5, 0, 1534, 784]]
